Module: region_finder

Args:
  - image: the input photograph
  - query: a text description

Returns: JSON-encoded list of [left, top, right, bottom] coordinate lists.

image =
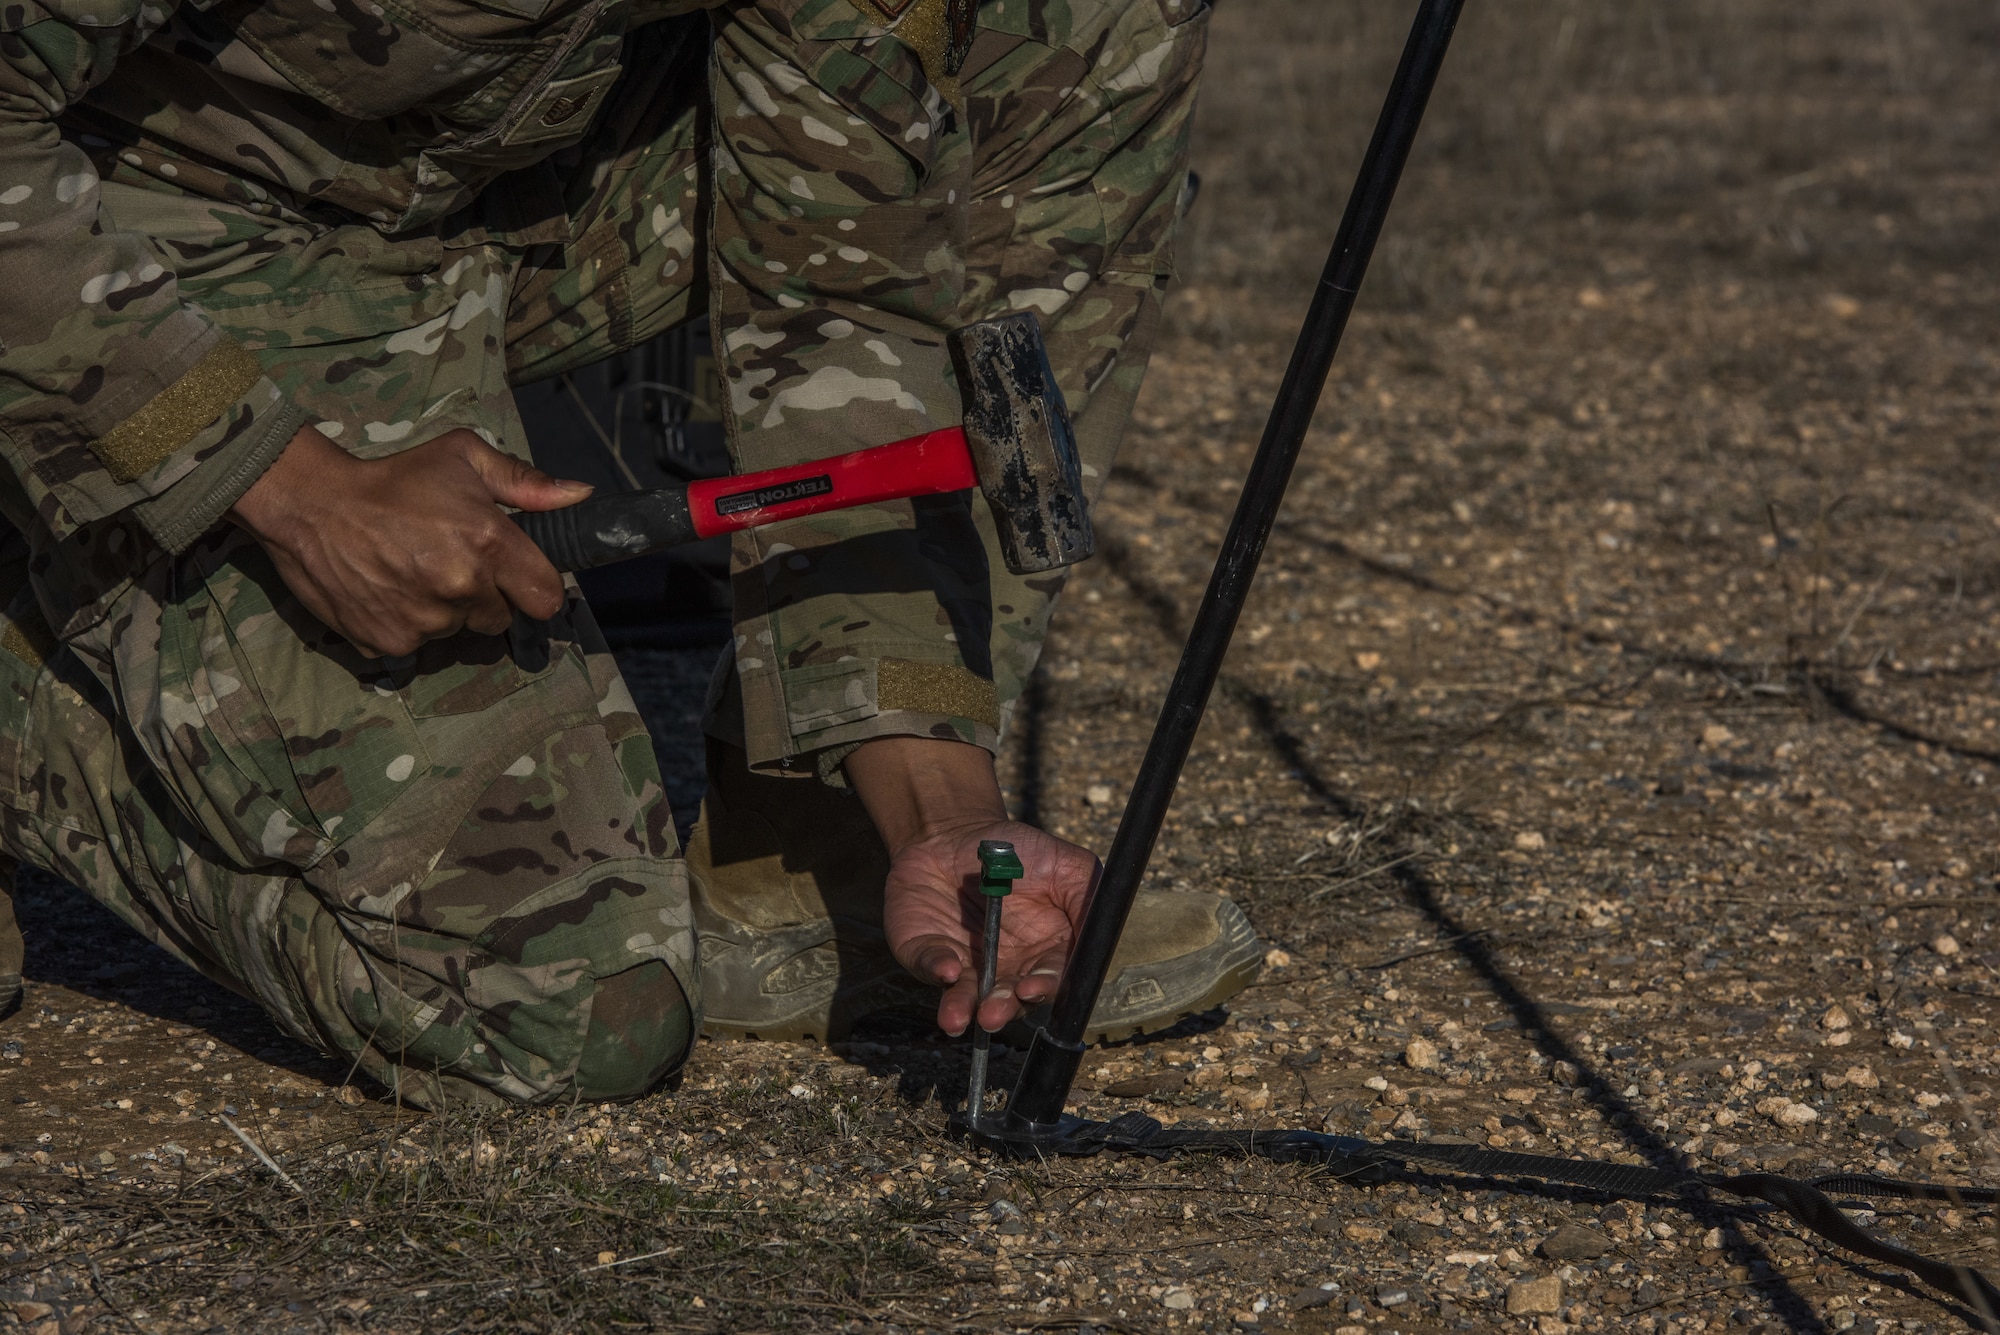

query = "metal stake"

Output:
[[965, 839, 1022, 1122]]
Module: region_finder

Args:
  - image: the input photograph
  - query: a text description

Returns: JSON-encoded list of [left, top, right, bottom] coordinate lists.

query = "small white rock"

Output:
[[1084, 784, 1115, 807], [1404, 1037, 1440, 1071], [1514, 831, 1546, 851], [1888, 1030, 1915, 1050], [1774, 1102, 1820, 1128], [1932, 933, 1961, 958], [1821, 1005, 1850, 1031]]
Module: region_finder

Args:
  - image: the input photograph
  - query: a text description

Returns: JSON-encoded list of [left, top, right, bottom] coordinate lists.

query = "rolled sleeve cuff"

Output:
[[708, 650, 1003, 788], [129, 382, 308, 554], [90, 338, 264, 483]]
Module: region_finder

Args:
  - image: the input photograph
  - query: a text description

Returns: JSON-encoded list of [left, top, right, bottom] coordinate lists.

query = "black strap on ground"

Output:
[[977, 1112, 2000, 1322]]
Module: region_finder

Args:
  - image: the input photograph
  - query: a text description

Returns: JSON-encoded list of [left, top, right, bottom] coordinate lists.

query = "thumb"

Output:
[[460, 437, 593, 512]]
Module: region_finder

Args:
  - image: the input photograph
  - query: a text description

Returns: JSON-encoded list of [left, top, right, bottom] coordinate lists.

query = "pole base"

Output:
[[947, 1108, 1165, 1158], [947, 1107, 1393, 1176]]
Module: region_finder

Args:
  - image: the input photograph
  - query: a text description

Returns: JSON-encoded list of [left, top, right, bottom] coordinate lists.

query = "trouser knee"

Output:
[[574, 960, 696, 1101]]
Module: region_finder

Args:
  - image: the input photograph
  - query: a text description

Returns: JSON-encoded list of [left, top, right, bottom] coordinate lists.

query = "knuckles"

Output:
[[428, 566, 484, 604]]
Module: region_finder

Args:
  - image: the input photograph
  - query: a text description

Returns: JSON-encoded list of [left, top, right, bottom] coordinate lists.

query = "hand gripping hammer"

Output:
[[515, 312, 1093, 577]]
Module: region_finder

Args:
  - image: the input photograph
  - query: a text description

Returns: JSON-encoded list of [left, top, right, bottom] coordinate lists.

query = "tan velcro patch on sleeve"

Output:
[[875, 657, 998, 728], [91, 338, 264, 483], [0, 602, 54, 671]]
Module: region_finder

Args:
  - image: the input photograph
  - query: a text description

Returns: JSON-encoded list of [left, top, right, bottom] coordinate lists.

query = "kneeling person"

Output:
[[0, 0, 1256, 1104]]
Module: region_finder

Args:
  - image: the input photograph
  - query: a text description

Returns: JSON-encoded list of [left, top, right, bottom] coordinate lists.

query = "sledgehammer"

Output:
[[515, 313, 1093, 577]]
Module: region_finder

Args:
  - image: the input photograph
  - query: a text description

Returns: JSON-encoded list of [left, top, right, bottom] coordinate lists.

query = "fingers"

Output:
[[900, 934, 973, 1035], [974, 981, 1021, 1035], [445, 435, 580, 624], [944, 971, 1043, 1037], [902, 935, 969, 990], [969, 944, 1064, 1033], [457, 433, 593, 512], [488, 528, 568, 623], [1011, 944, 1069, 1006], [935, 978, 980, 1038]]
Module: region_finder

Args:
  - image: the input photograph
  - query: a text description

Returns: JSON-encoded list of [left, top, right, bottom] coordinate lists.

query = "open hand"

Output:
[[881, 817, 1101, 1036], [844, 736, 1101, 1037]]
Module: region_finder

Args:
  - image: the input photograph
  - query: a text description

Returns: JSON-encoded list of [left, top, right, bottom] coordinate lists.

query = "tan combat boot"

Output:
[[0, 855, 21, 1021], [686, 740, 1265, 1043]]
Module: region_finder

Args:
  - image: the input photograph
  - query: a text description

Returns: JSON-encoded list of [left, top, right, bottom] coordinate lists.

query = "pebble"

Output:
[[1506, 1275, 1563, 1316], [1291, 1284, 1338, 1311], [1537, 1224, 1612, 1262], [1403, 1037, 1439, 1071]]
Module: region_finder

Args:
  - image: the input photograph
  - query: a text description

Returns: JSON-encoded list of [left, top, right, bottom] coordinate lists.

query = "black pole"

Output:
[[1004, 0, 1469, 1130]]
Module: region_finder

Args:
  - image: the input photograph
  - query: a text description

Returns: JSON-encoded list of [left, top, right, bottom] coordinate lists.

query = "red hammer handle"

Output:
[[685, 427, 975, 538], [514, 427, 978, 572]]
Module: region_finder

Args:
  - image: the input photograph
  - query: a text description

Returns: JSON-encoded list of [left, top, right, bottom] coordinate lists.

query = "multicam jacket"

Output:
[[0, 0, 1201, 776], [0, 0, 724, 545]]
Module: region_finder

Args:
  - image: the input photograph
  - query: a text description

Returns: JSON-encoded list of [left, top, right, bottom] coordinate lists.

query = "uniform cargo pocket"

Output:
[[400, 595, 597, 720], [158, 535, 431, 868]]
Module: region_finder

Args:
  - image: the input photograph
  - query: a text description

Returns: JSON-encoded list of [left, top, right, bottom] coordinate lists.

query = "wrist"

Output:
[[226, 423, 352, 541], [844, 735, 1007, 856]]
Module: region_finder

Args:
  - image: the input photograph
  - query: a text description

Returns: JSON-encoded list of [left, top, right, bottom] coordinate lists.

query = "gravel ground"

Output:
[[8, 1, 2000, 1331]]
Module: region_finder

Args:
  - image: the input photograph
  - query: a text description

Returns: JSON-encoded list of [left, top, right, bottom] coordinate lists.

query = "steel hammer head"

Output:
[[948, 313, 1095, 575]]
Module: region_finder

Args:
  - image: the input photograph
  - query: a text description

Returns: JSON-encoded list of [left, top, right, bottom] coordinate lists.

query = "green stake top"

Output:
[[976, 839, 1024, 897]]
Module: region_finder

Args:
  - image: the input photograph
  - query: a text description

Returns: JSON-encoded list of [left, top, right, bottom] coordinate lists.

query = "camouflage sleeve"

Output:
[[706, 0, 1202, 778], [0, 0, 304, 549]]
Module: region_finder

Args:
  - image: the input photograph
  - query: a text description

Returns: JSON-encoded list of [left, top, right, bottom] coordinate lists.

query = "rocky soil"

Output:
[[8, 0, 2000, 1331]]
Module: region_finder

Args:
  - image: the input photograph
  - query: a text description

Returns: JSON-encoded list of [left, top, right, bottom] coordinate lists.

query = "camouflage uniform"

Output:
[[0, 0, 1206, 1104]]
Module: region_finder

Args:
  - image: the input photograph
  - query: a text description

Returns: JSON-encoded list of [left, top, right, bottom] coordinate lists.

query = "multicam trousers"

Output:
[[0, 0, 1203, 1106]]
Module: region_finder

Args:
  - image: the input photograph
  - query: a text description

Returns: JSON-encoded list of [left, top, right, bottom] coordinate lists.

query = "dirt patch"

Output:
[[9, 0, 2000, 1330]]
